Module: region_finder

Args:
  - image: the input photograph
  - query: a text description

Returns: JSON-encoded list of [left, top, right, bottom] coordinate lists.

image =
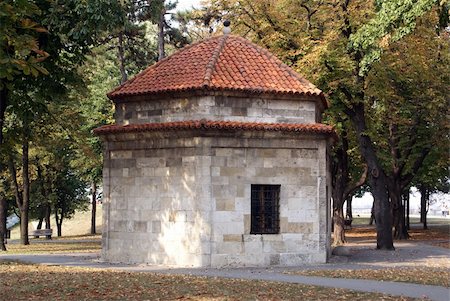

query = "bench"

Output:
[[30, 229, 53, 238]]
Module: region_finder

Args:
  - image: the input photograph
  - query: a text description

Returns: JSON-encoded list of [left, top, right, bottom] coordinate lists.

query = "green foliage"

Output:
[[0, 0, 49, 87], [54, 149, 89, 221], [70, 46, 116, 187], [2, 70, 90, 221], [350, 0, 438, 75], [365, 11, 449, 184], [46, 0, 125, 45]]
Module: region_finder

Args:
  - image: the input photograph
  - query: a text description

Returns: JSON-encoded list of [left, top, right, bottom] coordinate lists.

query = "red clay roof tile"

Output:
[[108, 35, 325, 106], [94, 120, 336, 138]]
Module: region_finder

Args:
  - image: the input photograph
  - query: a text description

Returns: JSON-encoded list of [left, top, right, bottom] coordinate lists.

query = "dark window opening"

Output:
[[251, 184, 280, 234]]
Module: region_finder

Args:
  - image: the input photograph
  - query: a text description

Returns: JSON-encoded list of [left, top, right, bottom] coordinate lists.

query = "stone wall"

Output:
[[209, 142, 329, 267], [101, 136, 212, 266], [114, 95, 318, 125], [101, 131, 331, 267]]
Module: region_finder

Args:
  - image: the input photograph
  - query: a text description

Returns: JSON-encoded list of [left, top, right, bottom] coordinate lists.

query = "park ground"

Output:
[[0, 212, 449, 300]]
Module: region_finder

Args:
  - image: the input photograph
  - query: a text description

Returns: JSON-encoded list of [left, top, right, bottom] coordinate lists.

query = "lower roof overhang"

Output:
[[94, 119, 337, 141]]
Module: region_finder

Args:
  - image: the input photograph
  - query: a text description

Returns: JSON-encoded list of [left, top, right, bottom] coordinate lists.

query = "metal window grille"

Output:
[[250, 184, 280, 234]]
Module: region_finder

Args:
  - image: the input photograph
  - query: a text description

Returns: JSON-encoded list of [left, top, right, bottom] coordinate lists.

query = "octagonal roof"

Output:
[[108, 35, 325, 106]]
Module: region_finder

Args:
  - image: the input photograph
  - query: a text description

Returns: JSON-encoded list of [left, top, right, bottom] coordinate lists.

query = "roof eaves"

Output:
[[94, 120, 336, 139]]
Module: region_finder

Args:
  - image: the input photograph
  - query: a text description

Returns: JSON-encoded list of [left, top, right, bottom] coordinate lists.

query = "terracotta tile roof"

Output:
[[94, 120, 335, 138], [108, 35, 325, 106]]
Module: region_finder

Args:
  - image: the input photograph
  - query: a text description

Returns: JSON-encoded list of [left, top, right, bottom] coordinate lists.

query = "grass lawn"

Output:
[[0, 261, 418, 301], [351, 216, 450, 226], [9, 204, 103, 240], [286, 267, 449, 288], [0, 239, 102, 254]]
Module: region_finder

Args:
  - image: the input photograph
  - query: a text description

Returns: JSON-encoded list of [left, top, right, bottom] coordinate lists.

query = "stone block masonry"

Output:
[[114, 96, 319, 126], [101, 130, 331, 267]]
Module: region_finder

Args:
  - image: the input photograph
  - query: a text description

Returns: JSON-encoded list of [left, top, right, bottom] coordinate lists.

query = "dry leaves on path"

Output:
[[0, 261, 417, 301], [408, 225, 450, 249], [346, 225, 450, 249], [286, 267, 449, 287]]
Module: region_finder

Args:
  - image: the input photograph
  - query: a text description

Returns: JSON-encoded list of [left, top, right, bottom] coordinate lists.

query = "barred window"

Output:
[[250, 184, 280, 234]]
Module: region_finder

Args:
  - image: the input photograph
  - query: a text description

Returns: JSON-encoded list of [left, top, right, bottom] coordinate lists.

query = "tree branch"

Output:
[[398, 117, 420, 175], [343, 164, 368, 199], [401, 147, 431, 190], [388, 122, 400, 175]]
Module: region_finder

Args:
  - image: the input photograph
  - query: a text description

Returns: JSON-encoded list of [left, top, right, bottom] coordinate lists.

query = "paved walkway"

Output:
[[1, 240, 449, 301]]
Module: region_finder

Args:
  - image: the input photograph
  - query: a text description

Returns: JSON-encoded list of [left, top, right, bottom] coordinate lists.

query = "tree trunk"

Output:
[[57, 221, 62, 237], [37, 162, 52, 239], [333, 207, 346, 245], [346, 197, 352, 220], [404, 191, 410, 230], [349, 105, 394, 250], [55, 206, 63, 237], [157, 6, 165, 61], [35, 217, 43, 238], [0, 86, 8, 145], [20, 128, 30, 245], [0, 197, 7, 251], [20, 207, 29, 245], [91, 182, 97, 235], [45, 203, 51, 240], [420, 187, 428, 230], [117, 32, 127, 84], [369, 200, 376, 225], [330, 128, 367, 246], [8, 153, 29, 245], [391, 191, 409, 239]]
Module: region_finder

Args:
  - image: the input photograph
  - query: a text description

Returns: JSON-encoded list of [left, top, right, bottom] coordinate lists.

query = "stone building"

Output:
[[95, 33, 335, 267]]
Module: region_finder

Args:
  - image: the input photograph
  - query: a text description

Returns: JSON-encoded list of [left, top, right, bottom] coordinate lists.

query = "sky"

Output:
[[174, 0, 201, 11], [351, 188, 450, 214]]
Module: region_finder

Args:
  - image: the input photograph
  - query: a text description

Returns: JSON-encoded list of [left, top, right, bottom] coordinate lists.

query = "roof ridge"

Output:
[[108, 35, 225, 99], [203, 35, 228, 88]]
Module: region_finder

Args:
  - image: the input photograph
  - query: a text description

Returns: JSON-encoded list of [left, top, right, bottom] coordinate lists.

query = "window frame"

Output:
[[250, 184, 280, 234]]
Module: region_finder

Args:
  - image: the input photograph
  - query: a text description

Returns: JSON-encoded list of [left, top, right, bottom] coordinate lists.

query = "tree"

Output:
[[199, 0, 446, 249], [0, 0, 127, 244], [0, 166, 15, 251], [415, 143, 450, 229], [156, 1, 191, 60], [85, 0, 162, 83], [71, 48, 116, 235], [364, 13, 449, 238], [31, 158, 52, 239], [330, 117, 367, 245], [0, 194, 6, 250], [4, 98, 35, 245], [54, 152, 89, 237]]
